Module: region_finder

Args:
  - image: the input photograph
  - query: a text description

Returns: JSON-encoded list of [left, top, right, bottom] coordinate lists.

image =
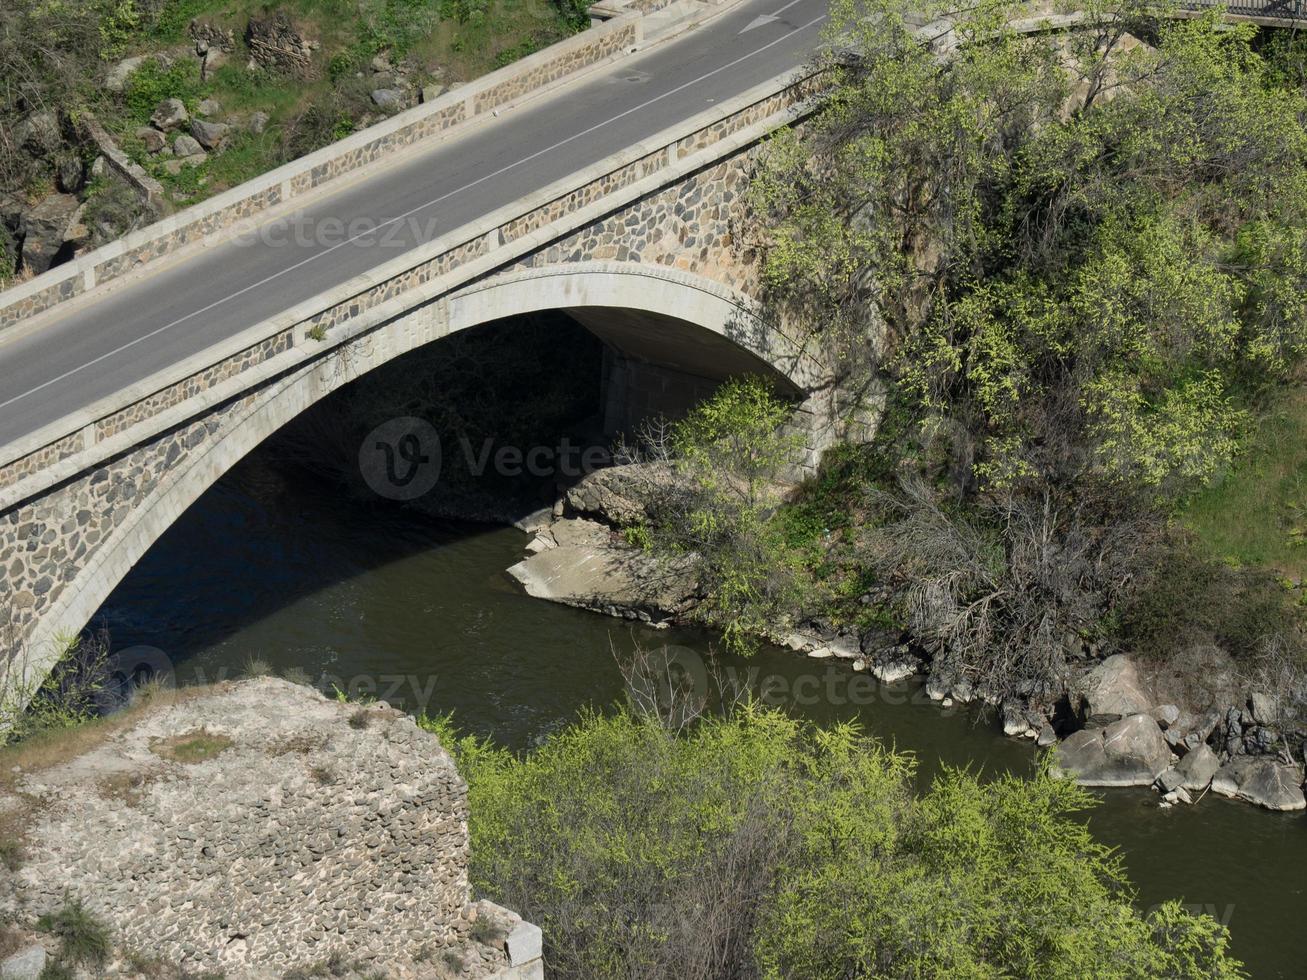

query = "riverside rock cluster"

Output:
[[0, 678, 542, 979], [520, 463, 1307, 814]]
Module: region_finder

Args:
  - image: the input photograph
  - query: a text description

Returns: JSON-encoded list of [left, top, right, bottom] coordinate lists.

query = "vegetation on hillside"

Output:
[[620, 0, 1307, 717], [0, 0, 588, 283], [431, 704, 1245, 979]]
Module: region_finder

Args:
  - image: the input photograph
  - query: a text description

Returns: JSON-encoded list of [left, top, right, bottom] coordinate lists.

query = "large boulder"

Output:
[[1052, 714, 1171, 786], [190, 119, 230, 150], [173, 134, 205, 158], [370, 88, 407, 111], [13, 111, 61, 156], [1072, 655, 1151, 723], [150, 97, 190, 132], [1175, 743, 1220, 791], [1210, 757, 1306, 811], [19, 193, 79, 274], [564, 463, 671, 526]]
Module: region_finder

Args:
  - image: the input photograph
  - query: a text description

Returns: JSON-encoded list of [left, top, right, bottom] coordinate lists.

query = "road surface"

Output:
[[0, 0, 828, 450]]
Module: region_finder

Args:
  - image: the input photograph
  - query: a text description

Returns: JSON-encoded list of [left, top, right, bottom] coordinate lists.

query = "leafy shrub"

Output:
[[454, 707, 1244, 979], [123, 57, 203, 123]]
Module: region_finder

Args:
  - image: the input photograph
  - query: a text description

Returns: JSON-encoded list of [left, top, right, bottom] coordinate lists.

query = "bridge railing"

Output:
[[1178, 0, 1303, 18]]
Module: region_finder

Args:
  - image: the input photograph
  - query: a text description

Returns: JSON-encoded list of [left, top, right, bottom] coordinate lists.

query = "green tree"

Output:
[[623, 377, 810, 653], [446, 706, 1245, 979]]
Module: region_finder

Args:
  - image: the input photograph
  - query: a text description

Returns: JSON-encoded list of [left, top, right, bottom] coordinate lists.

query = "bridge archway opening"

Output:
[[37, 266, 806, 704]]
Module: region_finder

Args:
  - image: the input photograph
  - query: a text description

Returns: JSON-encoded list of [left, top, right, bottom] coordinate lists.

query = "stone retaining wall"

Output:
[[0, 677, 545, 978]]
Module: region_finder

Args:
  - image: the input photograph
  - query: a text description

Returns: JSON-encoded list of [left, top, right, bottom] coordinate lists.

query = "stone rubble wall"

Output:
[[0, 677, 542, 977]]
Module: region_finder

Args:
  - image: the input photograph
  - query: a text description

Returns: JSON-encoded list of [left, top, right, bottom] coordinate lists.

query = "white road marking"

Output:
[[741, 0, 805, 33], [0, 11, 827, 414]]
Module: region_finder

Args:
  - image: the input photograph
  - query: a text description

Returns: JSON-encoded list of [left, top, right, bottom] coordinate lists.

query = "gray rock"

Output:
[[173, 134, 205, 158], [1073, 655, 1151, 723], [14, 111, 61, 156], [19, 193, 79, 274], [506, 920, 543, 967], [0, 945, 47, 980], [371, 52, 393, 72], [1176, 743, 1220, 791], [197, 98, 222, 117], [1211, 757, 1306, 811], [190, 119, 230, 151], [1001, 701, 1032, 737], [421, 82, 446, 104], [371, 88, 406, 111], [1247, 692, 1278, 726], [150, 98, 190, 132], [1156, 767, 1185, 794], [1052, 714, 1171, 786], [55, 156, 84, 194], [106, 55, 148, 92], [201, 48, 228, 80], [136, 127, 167, 153], [1151, 703, 1180, 729], [247, 111, 271, 134], [1036, 724, 1057, 748]]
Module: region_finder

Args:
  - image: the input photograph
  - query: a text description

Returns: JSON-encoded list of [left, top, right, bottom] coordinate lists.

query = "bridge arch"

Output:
[[4, 263, 821, 698]]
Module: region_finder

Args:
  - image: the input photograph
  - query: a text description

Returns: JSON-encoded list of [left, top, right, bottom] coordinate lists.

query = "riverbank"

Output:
[[506, 461, 1307, 816]]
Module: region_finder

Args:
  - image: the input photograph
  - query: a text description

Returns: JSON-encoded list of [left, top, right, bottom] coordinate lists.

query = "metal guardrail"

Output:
[[1178, 0, 1304, 21]]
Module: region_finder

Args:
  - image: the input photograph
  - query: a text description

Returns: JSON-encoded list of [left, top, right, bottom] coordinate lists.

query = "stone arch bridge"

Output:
[[0, 58, 856, 699]]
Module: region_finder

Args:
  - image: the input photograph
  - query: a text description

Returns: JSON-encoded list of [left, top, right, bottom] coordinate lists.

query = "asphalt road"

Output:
[[0, 0, 828, 451]]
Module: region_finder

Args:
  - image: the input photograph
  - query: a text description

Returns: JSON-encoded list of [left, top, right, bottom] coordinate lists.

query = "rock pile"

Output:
[[0, 678, 541, 978], [246, 12, 319, 77]]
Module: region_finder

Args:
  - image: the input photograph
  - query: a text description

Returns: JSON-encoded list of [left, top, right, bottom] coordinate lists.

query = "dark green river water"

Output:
[[95, 453, 1306, 977]]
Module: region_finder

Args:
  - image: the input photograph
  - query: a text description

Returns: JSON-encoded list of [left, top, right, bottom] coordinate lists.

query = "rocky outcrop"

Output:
[[1210, 756, 1306, 812], [508, 516, 698, 622], [1071, 654, 1151, 723], [0, 679, 541, 978], [565, 462, 677, 526], [1052, 713, 1172, 786], [18, 193, 78, 274]]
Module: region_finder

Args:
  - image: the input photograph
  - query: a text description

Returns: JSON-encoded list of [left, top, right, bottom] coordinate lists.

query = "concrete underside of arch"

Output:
[[2, 262, 854, 703]]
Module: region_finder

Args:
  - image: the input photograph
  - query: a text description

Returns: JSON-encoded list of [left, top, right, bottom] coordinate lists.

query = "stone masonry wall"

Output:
[[0, 677, 540, 978]]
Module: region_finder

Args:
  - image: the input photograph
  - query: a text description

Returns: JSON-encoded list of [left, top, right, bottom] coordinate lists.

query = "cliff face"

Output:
[[0, 678, 540, 979]]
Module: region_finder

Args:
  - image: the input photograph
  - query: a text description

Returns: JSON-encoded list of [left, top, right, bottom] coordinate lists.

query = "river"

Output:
[[94, 450, 1305, 978]]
